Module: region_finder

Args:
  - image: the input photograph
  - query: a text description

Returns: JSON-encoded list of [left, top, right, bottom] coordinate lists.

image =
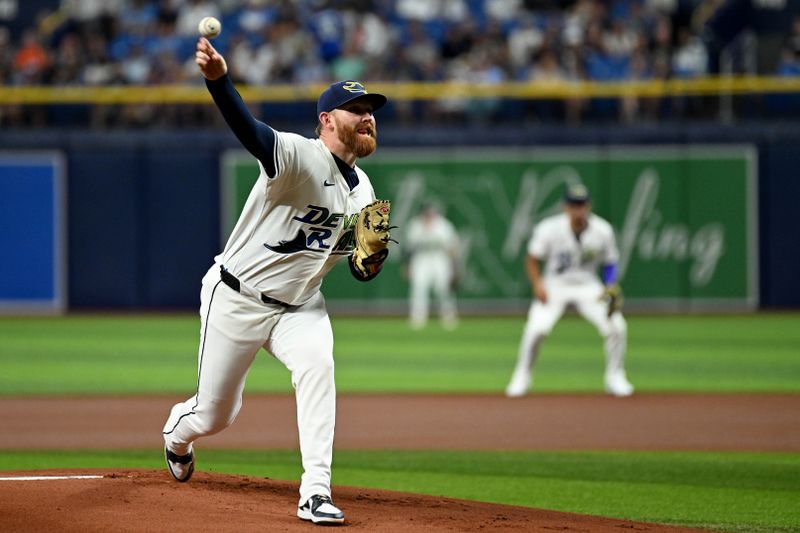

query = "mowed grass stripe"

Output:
[[0, 314, 798, 394]]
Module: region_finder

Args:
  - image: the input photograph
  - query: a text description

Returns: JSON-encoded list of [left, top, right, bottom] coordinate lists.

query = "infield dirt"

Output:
[[1, 393, 797, 451]]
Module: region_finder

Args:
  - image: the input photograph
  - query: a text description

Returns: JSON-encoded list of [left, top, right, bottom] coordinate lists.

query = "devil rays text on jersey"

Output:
[[265, 204, 359, 254]]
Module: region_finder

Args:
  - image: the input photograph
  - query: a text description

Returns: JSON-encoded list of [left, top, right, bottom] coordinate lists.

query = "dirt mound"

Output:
[[0, 469, 707, 532]]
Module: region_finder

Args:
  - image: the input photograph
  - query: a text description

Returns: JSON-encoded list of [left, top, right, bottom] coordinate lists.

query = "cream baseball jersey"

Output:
[[217, 132, 376, 305], [528, 213, 619, 284], [405, 215, 458, 261]]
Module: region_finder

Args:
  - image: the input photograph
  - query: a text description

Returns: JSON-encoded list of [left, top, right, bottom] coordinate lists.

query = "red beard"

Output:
[[338, 122, 377, 158]]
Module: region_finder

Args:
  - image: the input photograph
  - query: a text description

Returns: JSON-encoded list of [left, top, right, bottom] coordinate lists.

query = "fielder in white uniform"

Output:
[[162, 38, 390, 525], [404, 203, 460, 330], [505, 184, 634, 398]]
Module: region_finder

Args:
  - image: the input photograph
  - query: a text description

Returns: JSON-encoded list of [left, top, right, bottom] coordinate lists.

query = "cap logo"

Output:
[[342, 81, 367, 94], [568, 184, 587, 195]]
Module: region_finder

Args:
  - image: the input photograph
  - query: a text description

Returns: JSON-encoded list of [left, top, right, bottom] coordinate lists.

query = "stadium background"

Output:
[[2, 0, 800, 312], [1, 1, 800, 532]]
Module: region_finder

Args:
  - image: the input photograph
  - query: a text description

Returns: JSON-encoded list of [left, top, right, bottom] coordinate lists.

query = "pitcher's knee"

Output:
[[193, 399, 241, 435]]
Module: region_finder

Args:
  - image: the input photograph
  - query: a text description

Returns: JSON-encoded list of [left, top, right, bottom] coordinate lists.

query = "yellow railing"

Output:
[[2, 76, 799, 105]]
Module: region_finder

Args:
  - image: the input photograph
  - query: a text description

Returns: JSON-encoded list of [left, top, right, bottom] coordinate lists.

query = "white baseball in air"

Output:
[[198, 16, 221, 39]]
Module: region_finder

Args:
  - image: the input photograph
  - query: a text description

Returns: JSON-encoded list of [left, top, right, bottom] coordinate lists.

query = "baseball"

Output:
[[198, 16, 221, 39]]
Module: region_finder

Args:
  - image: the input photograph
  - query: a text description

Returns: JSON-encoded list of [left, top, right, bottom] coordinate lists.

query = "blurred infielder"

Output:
[[162, 37, 393, 525], [404, 203, 461, 329], [505, 184, 634, 398]]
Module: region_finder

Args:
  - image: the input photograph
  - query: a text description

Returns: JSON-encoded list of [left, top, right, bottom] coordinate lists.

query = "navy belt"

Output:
[[219, 266, 291, 308]]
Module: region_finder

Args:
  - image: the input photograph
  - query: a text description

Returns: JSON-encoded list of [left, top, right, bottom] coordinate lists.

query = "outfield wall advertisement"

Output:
[[222, 146, 758, 311]]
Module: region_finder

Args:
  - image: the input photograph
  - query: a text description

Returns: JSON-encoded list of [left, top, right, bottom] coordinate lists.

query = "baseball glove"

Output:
[[351, 199, 394, 280], [601, 284, 624, 317]]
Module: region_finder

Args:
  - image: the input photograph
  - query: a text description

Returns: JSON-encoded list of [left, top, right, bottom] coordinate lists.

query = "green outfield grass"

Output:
[[1, 449, 798, 533], [0, 313, 798, 395]]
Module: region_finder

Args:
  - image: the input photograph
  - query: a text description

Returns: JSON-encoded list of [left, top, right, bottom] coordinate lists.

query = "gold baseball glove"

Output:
[[351, 199, 394, 280]]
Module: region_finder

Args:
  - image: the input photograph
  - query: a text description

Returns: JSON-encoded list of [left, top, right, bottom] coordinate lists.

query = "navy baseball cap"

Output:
[[564, 183, 591, 204], [317, 80, 387, 116]]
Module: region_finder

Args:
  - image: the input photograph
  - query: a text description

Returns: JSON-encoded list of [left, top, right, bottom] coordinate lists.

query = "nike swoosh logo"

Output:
[[323, 180, 335, 187]]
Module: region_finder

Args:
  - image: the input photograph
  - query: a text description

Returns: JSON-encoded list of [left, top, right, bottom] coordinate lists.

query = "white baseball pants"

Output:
[[163, 265, 336, 505], [409, 255, 457, 328], [509, 279, 628, 382]]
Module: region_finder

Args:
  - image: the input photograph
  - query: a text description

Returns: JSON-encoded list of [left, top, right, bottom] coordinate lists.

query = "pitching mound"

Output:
[[0, 469, 707, 532]]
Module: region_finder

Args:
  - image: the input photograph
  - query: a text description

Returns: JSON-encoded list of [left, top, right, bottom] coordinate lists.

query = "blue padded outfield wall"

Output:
[[0, 152, 66, 313], [1, 122, 798, 311]]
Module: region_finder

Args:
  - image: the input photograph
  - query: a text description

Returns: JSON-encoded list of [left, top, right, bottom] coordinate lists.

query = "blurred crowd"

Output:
[[2, 0, 800, 127]]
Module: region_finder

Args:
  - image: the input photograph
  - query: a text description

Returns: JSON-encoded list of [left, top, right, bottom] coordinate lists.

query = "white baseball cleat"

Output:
[[505, 373, 531, 398], [297, 494, 345, 524], [604, 372, 634, 397], [165, 446, 195, 482]]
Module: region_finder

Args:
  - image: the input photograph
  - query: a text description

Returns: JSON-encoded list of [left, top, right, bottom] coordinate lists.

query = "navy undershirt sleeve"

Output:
[[206, 74, 277, 177]]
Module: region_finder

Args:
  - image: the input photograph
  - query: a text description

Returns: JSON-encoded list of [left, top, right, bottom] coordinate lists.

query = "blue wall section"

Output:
[[64, 140, 221, 308], [141, 149, 220, 307], [759, 140, 800, 307], [2, 124, 798, 309], [0, 162, 57, 301], [68, 149, 142, 307]]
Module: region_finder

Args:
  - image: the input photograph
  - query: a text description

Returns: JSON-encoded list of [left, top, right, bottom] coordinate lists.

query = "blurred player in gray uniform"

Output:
[[162, 37, 390, 525], [505, 184, 634, 398], [404, 203, 461, 330]]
